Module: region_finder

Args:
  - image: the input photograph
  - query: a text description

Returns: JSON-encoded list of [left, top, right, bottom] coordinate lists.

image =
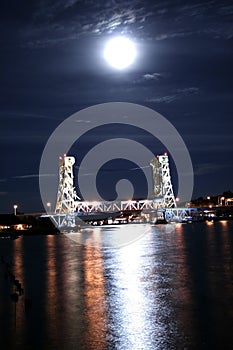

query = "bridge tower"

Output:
[[55, 155, 80, 223], [150, 153, 176, 208]]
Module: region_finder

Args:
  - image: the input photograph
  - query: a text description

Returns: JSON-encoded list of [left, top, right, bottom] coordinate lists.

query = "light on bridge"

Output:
[[47, 202, 51, 213], [13, 204, 18, 216]]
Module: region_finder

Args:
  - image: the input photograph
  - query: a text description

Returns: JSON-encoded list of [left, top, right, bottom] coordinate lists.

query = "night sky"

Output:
[[1, 0, 233, 214]]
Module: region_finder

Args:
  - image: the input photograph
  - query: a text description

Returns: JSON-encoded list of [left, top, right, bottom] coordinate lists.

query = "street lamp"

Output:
[[46, 202, 51, 214], [13, 205, 18, 216]]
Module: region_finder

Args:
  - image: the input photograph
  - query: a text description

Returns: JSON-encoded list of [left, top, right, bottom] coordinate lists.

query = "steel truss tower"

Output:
[[150, 153, 176, 208], [55, 155, 80, 215]]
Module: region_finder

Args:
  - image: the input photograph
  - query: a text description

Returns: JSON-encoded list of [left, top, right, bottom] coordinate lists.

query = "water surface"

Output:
[[1, 221, 233, 349]]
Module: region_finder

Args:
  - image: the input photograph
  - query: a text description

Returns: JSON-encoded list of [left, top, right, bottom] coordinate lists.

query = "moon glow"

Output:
[[104, 37, 136, 69]]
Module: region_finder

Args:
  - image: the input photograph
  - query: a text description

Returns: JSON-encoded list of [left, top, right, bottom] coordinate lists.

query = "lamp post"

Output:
[[46, 202, 51, 214], [13, 205, 18, 216]]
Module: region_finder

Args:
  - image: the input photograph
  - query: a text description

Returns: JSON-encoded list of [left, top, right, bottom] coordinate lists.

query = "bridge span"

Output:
[[42, 154, 194, 228]]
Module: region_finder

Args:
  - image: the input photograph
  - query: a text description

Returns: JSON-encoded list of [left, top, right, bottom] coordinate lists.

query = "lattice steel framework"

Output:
[[75, 199, 156, 212], [150, 154, 176, 208], [51, 153, 177, 227], [55, 155, 80, 214], [55, 154, 176, 213]]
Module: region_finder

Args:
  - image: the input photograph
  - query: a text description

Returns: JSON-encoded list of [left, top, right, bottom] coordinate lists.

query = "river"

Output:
[[1, 221, 233, 349]]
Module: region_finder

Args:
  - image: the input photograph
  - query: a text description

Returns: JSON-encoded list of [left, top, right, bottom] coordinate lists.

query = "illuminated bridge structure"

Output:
[[46, 155, 192, 228]]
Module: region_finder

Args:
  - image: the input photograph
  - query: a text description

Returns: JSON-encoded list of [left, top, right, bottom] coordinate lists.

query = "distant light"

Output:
[[207, 196, 210, 200], [46, 202, 51, 214], [206, 220, 214, 225], [164, 152, 167, 156], [176, 197, 180, 202], [13, 204, 18, 215], [104, 36, 136, 70], [220, 220, 227, 225]]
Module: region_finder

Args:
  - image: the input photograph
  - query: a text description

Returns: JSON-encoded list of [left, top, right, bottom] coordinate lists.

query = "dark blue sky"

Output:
[[1, 0, 233, 213]]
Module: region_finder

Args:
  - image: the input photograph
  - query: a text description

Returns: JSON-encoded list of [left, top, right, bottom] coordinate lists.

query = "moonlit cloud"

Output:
[[143, 73, 162, 80], [147, 87, 199, 103], [147, 95, 178, 104], [16, 0, 233, 48]]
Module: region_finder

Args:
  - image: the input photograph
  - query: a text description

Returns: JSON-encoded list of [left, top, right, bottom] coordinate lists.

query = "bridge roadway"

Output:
[[19, 203, 230, 227], [41, 199, 204, 228], [40, 204, 231, 228]]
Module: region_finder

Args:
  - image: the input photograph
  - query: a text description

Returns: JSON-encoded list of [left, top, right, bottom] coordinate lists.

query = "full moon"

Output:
[[104, 37, 136, 70]]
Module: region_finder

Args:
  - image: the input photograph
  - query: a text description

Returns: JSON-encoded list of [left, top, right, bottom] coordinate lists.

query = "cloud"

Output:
[[147, 95, 178, 104], [23, 0, 147, 47], [4, 1, 233, 48], [155, 2, 233, 41], [0, 192, 7, 196], [194, 163, 229, 176], [13, 174, 56, 180], [147, 86, 199, 103], [176, 87, 199, 94], [132, 72, 167, 85], [0, 111, 56, 120], [155, 31, 196, 41], [143, 73, 162, 80]]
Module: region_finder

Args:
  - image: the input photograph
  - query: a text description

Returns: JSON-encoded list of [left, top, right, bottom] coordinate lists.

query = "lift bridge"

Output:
[[46, 154, 192, 228]]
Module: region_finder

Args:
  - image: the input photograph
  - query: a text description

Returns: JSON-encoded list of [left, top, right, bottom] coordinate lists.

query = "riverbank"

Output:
[[0, 214, 60, 237]]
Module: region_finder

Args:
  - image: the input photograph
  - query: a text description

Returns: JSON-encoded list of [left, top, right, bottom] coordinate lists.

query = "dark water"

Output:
[[1, 221, 233, 350]]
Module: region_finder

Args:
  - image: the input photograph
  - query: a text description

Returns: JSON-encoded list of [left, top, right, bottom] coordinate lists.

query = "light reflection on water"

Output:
[[0, 222, 233, 349], [82, 241, 108, 349], [66, 224, 151, 248]]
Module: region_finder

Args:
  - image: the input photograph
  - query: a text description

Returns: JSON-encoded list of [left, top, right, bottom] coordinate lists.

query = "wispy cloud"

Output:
[[155, 31, 196, 41], [23, 0, 146, 47], [147, 86, 199, 103], [194, 162, 229, 176], [13, 174, 56, 180], [0, 111, 57, 121], [0, 192, 7, 196], [143, 73, 162, 81], [147, 95, 178, 104], [19, 1, 233, 48], [132, 72, 167, 85], [176, 87, 199, 94]]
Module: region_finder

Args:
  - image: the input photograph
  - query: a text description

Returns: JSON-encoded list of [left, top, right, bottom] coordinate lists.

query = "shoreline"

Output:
[[1, 215, 233, 239]]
